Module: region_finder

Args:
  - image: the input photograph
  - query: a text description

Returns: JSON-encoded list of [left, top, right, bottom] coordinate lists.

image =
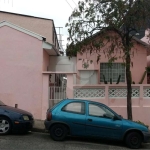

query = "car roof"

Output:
[[63, 99, 104, 105]]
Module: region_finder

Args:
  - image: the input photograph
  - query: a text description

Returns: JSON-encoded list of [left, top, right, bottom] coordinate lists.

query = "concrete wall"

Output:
[[43, 50, 50, 71], [0, 26, 44, 119], [72, 84, 150, 127], [49, 56, 76, 72]]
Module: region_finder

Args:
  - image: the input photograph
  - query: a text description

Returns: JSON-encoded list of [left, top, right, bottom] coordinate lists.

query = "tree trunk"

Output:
[[126, 53, 133, 120]]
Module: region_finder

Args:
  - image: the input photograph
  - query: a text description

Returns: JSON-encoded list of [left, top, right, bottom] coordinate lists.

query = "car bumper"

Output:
[[44, 120, 52, 130], [13, 120, 34, 131], [143, 131, 150, 143]]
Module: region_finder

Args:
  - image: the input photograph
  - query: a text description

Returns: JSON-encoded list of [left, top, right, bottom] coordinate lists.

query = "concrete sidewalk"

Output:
[[32, 119, 47, 133]]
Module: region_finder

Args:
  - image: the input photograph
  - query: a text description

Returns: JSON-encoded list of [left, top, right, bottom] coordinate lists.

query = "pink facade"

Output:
[[77, 42, 147, 84], [68, 36, 150, 126], [0, 25, 47, 120], [0, 11, 57, 46], [0, 10, 150, 128]]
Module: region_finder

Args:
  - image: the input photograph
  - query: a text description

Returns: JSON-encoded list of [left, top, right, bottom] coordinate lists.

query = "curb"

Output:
[[32, 128, 48, 133]]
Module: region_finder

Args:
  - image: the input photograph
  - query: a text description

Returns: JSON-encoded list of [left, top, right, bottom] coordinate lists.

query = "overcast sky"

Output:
[[0, 0, 80, 49]]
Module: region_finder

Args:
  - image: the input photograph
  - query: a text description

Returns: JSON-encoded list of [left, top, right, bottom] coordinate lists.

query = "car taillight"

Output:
[[47, 112, 52, 121]]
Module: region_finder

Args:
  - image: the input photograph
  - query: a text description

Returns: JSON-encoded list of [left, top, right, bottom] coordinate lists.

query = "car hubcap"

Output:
[[55, 128, 63, 137], [0, 120, 10, 133], [131, 136, 139, 145]]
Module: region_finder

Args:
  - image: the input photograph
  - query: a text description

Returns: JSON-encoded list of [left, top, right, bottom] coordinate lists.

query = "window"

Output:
[[89, 104, 114, 119], [62, 102, 85, 114], [100, 63, 125, 83]]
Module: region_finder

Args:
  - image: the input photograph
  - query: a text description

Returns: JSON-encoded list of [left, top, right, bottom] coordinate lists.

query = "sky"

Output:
[[0, 0, 80, 49]]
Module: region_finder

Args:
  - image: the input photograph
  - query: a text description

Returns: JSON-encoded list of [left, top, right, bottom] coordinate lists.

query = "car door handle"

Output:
[[87, 119, 92, 122]]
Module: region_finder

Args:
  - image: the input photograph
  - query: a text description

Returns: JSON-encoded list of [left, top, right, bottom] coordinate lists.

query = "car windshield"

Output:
[[0, 100, 6, 106]]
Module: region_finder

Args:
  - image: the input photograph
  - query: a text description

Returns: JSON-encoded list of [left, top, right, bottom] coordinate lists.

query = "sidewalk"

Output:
[[32, 119, 47, 133]]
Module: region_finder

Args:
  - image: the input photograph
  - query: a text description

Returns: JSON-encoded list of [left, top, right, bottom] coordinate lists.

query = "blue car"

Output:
[[45, 99, 150, 149], [0, 100, 34, 135]]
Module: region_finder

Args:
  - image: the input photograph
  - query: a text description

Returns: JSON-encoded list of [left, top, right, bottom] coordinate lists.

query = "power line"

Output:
[[65, 0, 73, 10], [71, 0, 78, 7]]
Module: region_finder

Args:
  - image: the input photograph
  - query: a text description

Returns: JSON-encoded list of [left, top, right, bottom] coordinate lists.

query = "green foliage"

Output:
[[116, 75, 121, 84], [90, 60, 93, 64], [66, 0, 150, 58], [82, 62, 89, 69], [134, 121, 149, 128], [66, 0, 150, 120]]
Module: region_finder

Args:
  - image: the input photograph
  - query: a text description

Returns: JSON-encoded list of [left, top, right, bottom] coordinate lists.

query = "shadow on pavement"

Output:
[[66, 136, 127, 148]]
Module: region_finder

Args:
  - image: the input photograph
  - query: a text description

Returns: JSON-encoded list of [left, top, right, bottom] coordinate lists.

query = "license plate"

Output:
[[23, 116, 29, 120]]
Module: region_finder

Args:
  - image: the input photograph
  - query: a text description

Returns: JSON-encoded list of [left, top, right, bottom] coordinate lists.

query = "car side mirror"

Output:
[[113, 115, 120, 120], [119, 115, 123, 118]]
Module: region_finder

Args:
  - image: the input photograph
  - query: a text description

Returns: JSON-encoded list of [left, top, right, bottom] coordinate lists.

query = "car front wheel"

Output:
[[50, 124, 68, 141], [125, 132, 142, 149], [0, 117, 12, 135]]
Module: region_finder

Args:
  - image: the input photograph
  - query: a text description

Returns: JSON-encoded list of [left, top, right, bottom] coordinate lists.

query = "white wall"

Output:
[[49, 56, 76, 72]]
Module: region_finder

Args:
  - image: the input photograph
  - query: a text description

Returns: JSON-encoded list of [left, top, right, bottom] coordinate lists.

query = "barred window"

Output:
[[100, 63, 125, 83]]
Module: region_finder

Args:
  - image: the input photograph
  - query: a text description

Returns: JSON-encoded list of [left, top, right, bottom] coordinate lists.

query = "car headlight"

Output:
[[22, 115, 29, 120]]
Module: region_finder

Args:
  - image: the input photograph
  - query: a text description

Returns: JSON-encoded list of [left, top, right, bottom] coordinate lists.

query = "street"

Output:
[[0, 132, 150, 150]]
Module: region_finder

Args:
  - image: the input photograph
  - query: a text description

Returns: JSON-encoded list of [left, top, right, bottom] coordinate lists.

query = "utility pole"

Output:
[[55, 27, 65, 55]]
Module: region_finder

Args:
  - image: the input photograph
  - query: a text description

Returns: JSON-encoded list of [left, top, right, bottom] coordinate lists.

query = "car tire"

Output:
[[125, 132, 142, 149], [50, 124, 68, 141], [0, 117, 12, 135]]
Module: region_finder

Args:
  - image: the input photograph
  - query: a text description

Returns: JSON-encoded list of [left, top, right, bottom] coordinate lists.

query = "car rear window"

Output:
[[62, 102, 85, 114], [47, 100, 65, 112]]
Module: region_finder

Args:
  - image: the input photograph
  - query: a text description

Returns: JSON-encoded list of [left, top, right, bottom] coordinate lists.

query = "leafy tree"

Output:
[[66, 0, 150, 120]]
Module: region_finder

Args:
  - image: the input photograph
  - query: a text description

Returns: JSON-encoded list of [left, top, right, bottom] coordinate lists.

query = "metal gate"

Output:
[[49, 86, 67, 107], [49, 74, 67, 107]]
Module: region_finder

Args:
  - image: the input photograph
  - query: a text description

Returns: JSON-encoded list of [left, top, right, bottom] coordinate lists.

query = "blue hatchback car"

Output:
[[44, 99, 150, 149]]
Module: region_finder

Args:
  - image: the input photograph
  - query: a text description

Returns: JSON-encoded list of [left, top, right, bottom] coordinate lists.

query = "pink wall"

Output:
[[77, 42, 147, 84], [73, 84, 150, 127], [0, 26, 44, 119], [0, 11, 54, 44]]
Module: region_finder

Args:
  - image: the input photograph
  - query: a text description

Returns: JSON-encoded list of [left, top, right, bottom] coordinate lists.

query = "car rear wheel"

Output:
[[50, 124, 68, 141], [125, 132, 142, 149], [0, 117, 12, 135]]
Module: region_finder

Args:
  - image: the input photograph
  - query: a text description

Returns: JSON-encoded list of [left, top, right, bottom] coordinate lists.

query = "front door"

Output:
[[86, 103, 123, 139]]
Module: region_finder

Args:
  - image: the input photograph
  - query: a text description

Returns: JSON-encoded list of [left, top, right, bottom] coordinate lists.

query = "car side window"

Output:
[[62, 102, 85, 114], [88, 104, 114, 119]]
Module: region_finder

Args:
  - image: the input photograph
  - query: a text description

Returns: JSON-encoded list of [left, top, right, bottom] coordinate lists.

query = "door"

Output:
[[60, 101, 86, 136], [86, 103, 123, 139]]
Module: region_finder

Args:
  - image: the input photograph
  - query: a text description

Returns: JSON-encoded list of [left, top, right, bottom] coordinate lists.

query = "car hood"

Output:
[[123, 119, 148, 131], [0, 105, 32, 116]]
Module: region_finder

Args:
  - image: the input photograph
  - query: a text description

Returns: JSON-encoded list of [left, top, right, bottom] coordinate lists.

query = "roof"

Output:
[[0, 20, 46, 41], [0, 20, 60, 56], [0, 11, 60, 49], [0, 10, 53, 21], [88, 29, 150, 47]]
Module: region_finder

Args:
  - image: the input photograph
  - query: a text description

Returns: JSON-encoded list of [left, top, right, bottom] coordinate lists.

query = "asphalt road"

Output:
[[0, 132, 150, 150]]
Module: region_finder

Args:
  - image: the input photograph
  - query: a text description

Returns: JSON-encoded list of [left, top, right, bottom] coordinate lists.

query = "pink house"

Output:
[[1, 11, 150, 127]]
